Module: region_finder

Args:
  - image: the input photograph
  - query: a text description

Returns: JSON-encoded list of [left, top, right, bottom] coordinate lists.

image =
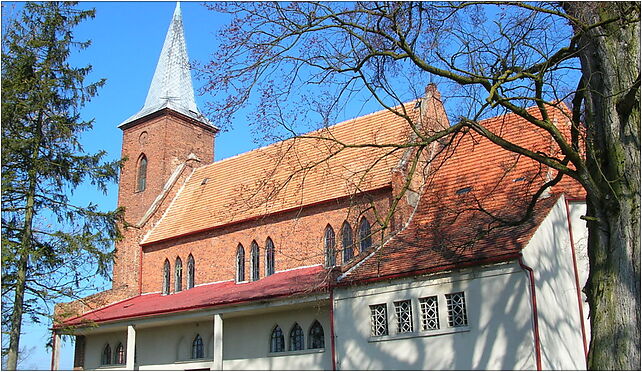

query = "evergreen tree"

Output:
[[1, 3, 121, 369]]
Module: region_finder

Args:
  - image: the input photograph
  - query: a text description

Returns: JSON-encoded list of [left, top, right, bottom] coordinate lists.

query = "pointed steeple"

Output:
[[120, 3, 210, 127]]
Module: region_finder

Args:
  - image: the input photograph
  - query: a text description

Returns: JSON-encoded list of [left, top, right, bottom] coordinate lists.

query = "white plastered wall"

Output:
[[520, 196, 587, 369], [568, 200, 590, 345], [333, 264, 537, 370]]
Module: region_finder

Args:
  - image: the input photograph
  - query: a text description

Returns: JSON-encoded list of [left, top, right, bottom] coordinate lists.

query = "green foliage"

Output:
[[1, 2, 122, 366]]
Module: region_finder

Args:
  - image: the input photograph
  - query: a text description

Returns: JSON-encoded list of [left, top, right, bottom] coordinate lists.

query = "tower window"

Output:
[[270, 325, 285, 353], [359, 217, 372, 252], [175, 257, 183, 292], [162, 259, 170, 295], [191, 334, 204, 359], [265, 238, 275, 276], [250, 241, 260, 281], [342, 221, 354, 263], [236, 244, 245, 282], [136, 154, 147, 192], [289, 323, 304, 351], [324, 225, 336, 267], [308, 320, 325, 349], [187, 254, 195, 289]]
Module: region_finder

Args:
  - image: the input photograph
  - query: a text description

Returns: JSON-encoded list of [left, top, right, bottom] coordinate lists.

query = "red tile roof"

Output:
[[60, 265, 330, 327], [339, 106, 586, 284]]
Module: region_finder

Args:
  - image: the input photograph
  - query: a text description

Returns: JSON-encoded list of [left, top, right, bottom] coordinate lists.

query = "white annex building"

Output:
[[53, 4, 590, 370]]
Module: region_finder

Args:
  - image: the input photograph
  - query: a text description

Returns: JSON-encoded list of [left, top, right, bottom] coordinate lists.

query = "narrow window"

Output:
[[265, 238, 275, 276], [308, 320, 325, 349], [191, 334, 204, 359], [289, 323, 304, 351], [101, 344, 112, 366], [250, 241, 260, 281], [236, 244, 245, 282], [341, 221, 353, 263], [419, 296, 440, 331], [359, 217, 372, 252], [324, 225, 336, 267], [175, 257, 183, 292], [370, 304, 388, 336], [270, 325, 285, 353], [446, 292, 468, 327], [162, 259, 170, 295], [187, 254, 195, 289], [136, 154, 147, 192], [394, 300, 414, 333], [115, 343, 125, 365]]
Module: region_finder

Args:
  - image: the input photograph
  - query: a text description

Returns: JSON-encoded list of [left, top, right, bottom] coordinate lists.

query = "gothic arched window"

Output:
[[265, 238, 275, 276], [250, 241, 260, 281], [187, 254, 195, 289], [101, 344, 112, 366], [236, 244, 245, 282], [308, 320, 325, 349], [289, 323, 304, 351], [136, 154, 147, 192], [115, 343, 125, 365], [191, 334, 204, 359], [270, 325, 285, 353], [342, 221, 354, 263], [162, 259, 170, 295], [324, 225, 336, 267], [175, 257, 183, 292], [359, 217, 372, 252]]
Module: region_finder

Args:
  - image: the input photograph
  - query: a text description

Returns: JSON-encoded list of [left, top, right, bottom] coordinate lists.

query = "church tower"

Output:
[[112, 3, 217, 291]]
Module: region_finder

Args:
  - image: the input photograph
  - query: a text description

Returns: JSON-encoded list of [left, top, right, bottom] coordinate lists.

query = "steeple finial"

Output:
[[119, 2, 210, 127]]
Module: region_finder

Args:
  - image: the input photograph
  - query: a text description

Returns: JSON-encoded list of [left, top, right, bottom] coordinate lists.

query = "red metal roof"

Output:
[[61, 265, 330, 327]]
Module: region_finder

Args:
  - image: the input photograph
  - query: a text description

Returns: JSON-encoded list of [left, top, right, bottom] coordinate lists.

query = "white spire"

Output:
[[120, 2, 210, 127]]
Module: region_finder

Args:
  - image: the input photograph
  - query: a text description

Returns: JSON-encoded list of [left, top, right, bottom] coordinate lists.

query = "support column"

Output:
[[127, 325, 136, 370], [213, 314, 223, 370], [50, 331, 61, 370]]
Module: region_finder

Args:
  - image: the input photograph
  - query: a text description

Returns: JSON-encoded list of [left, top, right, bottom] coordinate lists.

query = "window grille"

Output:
[[115, 343, 125, 365], [251, 241, 260, 281], [289, 323, 305, 351], [342, 221, 354, 263], [359, 217, 372, 252], [187, 254, 195, 289], [394, 300, 414, 333], [136, 155, 147, 192], [419, 296, 440, 331], [270, 326, 285, 353], [308, 320, 325, 349], [370, 304, 388, 336], [191, 334, 204, 359], [175, 257, 183, 292], [101, 344, 111, 366], [324, 225, 336, 267], [236, 244, 245, 282], [446, 292, 468, 327], [265, 238, 275, 276], [162, 260, 170, 295]]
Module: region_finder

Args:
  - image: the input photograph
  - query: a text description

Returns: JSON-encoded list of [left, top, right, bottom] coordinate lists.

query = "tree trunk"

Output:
[[565, 2, 641, 369]]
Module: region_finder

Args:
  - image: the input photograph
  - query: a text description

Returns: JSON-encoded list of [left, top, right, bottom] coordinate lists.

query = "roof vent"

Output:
[[414, 101, 422, 109], [201, 178, 209, 185], [513, 177, 526, 182], [455, 186, 472, 195]]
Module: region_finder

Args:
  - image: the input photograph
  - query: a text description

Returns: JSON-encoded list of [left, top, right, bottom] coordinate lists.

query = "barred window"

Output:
[[175, 257, 183, 292], [265, 238, 275, 276], [308, 320, 325, 349], [446, 292, 468, 327], [191, 334, 204, 359], [419, 296, 440, 331], [394, 300, 414, 333], [342, 221, 354, 263], [162, 259, 170, 295], [270, 325, 285, 353], [370, 304, 388, 336], [101, 344, 111, 366], [187, 254, 195, 289], [359, 217, 372, 252], [324, 225, 336, 267], [251, 241, 260, 281], [115, 343, 125, 365], [236, 244, 245, 282], [289, 323, 304, 351]]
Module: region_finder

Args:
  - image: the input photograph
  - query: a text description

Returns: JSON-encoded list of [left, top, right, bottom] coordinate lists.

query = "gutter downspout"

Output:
[[329, 289, 337, 370], [519, 256, 542, 371], [564, 197, 589, 360]]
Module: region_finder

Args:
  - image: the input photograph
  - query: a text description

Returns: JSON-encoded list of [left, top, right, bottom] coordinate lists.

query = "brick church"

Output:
[[53, 4, 590, 370]]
